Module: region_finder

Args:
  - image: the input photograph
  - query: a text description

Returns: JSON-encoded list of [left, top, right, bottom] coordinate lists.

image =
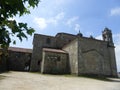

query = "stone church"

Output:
[[30, 28, 118, 77]]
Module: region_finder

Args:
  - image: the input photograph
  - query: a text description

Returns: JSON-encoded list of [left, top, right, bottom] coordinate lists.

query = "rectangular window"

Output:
[[46, 38, 51, 44]]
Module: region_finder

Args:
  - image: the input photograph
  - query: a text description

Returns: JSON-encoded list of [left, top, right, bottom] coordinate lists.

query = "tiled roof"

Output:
[[43, 48, 67, 54], [8, 47, 32, 53]]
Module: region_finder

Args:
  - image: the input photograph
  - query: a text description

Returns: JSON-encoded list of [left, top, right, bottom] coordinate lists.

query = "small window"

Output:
[[38, 60, 40, 65], [57, 56, 61, 61], [46, 38, 51, 44]]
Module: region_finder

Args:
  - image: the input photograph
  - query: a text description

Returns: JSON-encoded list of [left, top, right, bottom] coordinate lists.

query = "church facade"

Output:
[[30, 28, 117, 77]]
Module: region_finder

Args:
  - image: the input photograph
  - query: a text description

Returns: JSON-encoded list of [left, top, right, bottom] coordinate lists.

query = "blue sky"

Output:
[[10, 0, 120, 72]]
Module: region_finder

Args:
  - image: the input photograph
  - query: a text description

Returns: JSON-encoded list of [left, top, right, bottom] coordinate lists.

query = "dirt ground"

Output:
[[0, 71, 120, 90]]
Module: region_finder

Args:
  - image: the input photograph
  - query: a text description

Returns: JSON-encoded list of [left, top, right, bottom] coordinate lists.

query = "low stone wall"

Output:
[[0, 50, 7, 72], [0, 55, 7, 72], [8, 51, 31, 71]]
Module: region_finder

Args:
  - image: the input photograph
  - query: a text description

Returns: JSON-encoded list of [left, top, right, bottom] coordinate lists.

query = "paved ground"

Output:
[[0, 71, 120, 90]]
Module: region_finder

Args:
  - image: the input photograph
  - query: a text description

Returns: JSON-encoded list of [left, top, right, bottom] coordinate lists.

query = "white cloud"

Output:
[[74, 24, 80, 32], [66, 16, 81, 33], [34, 12, 65, 30], [55, 12, 65, 20], [34, 17, 47, 30], [47, 12, 65, 25], [47, 18, 57, 25], [110, 7, 120, 16], [66, 16, 79, 27]]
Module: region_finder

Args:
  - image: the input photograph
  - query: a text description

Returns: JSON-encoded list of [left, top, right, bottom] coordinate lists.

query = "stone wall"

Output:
[[63, 36, 117, 77], [0, 47, 32, 72], [0, 54, 7, 72], [41, 49, 69, 74], [55, 33, 76, 49], [31, 32, 117, 77], [77, 37, 117, 77], [30, 34, 56, 71], [108, 47, 118, 77], [8, 50, 32, 71], [30, 33, 76, 72], [63, 39, 79, 75]]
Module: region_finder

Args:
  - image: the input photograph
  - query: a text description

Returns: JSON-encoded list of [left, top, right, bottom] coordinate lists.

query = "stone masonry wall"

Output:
[[78, 37, 117, 76], [8, 51, 31, 71], [31, 32, 117, 77], [41, 51, 69, 74], [108, 47, 118, 77], [63, 36, 117, 77], [30, 34, 56, 71], [55, 33, 76, 49], [30, 33, 76, 72], [63, 39, 79, 75], [0, 54, 7, 72]]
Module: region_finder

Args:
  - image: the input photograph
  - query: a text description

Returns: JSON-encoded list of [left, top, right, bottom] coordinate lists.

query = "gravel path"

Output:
[[0, 71, 120, 90]]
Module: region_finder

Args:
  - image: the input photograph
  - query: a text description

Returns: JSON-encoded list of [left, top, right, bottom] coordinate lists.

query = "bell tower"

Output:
[[102, 27, 114, 46], [102, 28, 117, 77]]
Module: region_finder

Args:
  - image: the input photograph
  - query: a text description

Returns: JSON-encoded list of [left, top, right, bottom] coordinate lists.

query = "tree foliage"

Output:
[[0, 0, 40, 48]]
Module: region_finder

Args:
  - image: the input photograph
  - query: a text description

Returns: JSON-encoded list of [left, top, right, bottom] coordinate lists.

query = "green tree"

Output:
[[0, 0, 40, 48]]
